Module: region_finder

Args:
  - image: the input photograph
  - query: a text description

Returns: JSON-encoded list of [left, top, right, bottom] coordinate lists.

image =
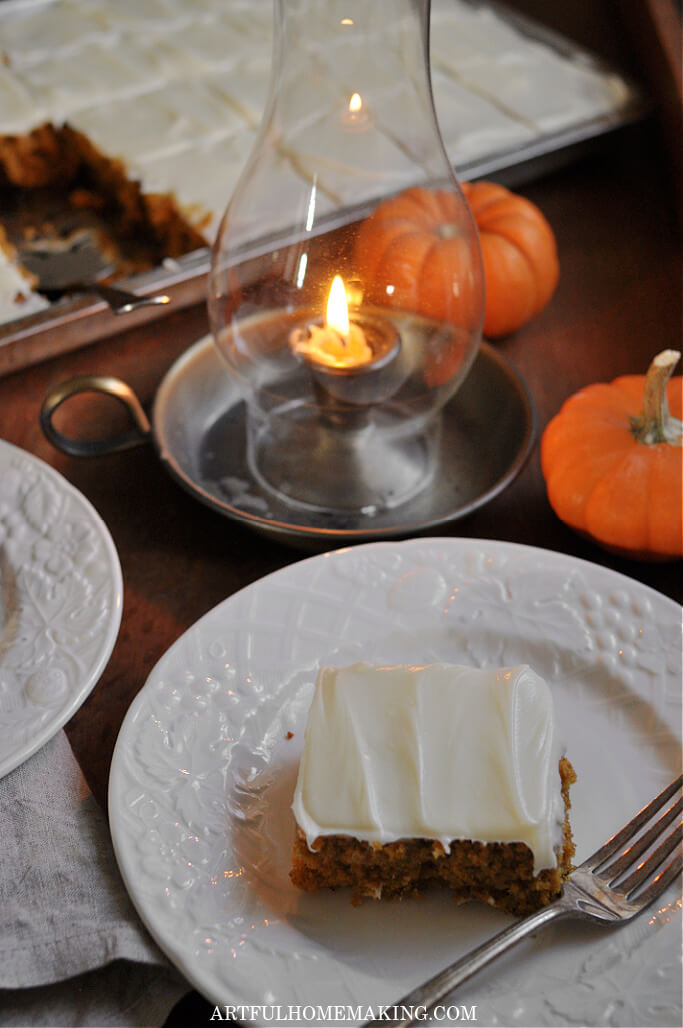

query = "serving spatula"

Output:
[[19, 234, 171, 315]]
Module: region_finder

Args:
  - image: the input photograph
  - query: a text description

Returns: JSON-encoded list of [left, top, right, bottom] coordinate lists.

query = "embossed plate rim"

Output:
[[109, 538, 682, 1026], [0, 439, 123, 779]]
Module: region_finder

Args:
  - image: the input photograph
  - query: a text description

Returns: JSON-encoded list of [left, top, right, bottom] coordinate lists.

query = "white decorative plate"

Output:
[[109, 539, 682, 1027], [0, 440, 122, 779]]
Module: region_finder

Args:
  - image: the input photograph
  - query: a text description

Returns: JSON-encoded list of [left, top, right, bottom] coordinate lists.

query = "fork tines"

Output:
[[585, 774, 683, 901]]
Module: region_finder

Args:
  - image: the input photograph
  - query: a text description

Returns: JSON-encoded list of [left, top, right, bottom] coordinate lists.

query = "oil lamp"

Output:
[[208, 0, 484, 516]]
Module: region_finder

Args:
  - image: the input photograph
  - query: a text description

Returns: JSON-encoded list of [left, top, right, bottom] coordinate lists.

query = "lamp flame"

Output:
[[326, 275, 350, 339], [290, 272, 374, 369], [349, 92, 362, 114]]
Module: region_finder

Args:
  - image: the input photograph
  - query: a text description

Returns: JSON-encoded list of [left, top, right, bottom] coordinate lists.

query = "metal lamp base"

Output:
[[247, 401, 441, 515]]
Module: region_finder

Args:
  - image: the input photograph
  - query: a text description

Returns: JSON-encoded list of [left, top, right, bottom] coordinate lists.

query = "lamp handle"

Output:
[[40, 374, 152, 457]]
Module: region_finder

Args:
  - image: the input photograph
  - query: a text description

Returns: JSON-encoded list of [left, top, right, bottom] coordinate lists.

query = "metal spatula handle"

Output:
[[73, 281, 171, 314]]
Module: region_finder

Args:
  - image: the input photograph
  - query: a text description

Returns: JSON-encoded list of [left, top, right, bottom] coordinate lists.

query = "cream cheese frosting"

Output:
[[0, 239, 49, 323], [292, 662, 565, 874]]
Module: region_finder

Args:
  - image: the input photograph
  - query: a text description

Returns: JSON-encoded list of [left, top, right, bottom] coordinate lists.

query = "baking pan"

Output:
[[0, 0, 649, 375]]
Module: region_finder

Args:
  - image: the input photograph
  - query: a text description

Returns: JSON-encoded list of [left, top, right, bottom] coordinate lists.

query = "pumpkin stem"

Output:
[[437, 222, 459, 240], [630, 349, 683, 445]]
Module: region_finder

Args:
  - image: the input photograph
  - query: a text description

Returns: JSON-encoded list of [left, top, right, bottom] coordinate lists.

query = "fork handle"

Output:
[[364, 901, 571, 1027]]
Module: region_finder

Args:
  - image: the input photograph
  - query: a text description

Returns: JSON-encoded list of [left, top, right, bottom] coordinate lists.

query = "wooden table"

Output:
[[1, 102, 681, 1028]]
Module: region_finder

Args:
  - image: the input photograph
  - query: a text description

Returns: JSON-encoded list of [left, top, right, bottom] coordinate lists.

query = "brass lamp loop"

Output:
[[40, 374, 151, 457]]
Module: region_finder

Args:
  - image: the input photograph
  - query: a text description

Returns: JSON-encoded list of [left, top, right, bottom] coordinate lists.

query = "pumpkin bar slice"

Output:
[[290, 662, 576, 915]]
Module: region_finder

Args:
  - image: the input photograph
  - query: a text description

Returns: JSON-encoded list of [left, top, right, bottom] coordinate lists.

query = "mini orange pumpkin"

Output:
[[354, 185, 482, 331], [462, 181, 559, 338], [354, 181, 559, 338], [541, 350, 683, 561]]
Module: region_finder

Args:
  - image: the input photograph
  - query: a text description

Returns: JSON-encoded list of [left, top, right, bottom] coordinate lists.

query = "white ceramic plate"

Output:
[[0, 439, 122, 778], [109, 539, 682, 1027]]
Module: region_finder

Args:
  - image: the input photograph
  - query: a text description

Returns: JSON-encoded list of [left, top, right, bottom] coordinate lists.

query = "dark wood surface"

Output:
[[1, 22, 681, 1025]]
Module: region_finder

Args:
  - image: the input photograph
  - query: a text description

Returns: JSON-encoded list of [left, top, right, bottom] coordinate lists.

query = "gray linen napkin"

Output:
[[0, 730, 190, 1027]]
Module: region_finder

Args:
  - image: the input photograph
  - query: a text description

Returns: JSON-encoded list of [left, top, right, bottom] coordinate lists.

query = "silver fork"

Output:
[[364, 775, 682, 1028]]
